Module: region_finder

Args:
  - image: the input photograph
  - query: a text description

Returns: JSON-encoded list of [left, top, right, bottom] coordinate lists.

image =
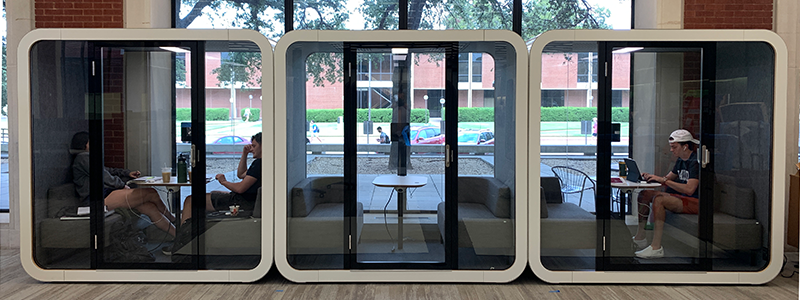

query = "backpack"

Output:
[[105, 218, 155, 263]]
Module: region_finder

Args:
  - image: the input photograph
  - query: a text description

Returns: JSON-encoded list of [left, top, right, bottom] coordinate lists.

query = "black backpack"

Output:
[[105, 219, 155, 263]]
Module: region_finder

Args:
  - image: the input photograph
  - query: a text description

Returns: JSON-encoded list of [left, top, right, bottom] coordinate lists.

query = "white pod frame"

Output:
[[17, 29, 274, 282], [528, 29, 790, 284]]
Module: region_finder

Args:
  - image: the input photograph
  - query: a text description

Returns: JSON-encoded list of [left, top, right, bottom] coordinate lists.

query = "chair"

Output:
[[551, 166, 595, 207]]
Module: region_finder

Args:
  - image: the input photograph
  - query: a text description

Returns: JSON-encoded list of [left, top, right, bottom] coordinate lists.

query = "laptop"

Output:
[[623, 158, 644, 183]]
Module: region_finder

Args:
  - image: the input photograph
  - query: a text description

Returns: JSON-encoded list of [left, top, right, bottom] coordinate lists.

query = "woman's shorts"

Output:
[[210, 191, 254, 211]]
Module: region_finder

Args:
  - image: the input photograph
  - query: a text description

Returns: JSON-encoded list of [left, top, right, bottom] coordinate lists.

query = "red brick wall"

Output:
[[35, 0, 124, 28], [35, 0, 126, 167], [684, 0, 773, 30]]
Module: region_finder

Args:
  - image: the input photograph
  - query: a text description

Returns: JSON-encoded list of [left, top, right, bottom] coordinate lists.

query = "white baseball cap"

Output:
[[669, 129, 699, 144]]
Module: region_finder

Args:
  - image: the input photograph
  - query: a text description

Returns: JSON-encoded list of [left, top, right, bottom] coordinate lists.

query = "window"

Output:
[[577, 53, 598, 83], [541, 90, 565, 107], [458, 53, 482, 83]]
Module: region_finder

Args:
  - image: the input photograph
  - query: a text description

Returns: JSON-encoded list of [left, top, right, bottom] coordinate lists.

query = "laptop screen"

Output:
[[623, 158, 643, 182]]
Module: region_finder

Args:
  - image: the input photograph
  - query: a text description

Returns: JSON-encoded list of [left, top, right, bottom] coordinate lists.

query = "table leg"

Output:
[[396, 187, 405, 250]]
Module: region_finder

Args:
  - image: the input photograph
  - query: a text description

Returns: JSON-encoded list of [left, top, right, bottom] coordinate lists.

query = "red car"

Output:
[[210, 135, 250, 154], [410, 126, 445, 144]]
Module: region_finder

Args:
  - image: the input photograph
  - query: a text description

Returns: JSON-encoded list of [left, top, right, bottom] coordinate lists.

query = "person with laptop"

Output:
[[631, 129, 700, 259]]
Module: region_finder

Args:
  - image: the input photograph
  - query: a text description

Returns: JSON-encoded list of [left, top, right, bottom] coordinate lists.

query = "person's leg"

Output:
[[136, 202, 176, 236], [649, 194, 684, 250], [106, 188, 175, 222], [633, 190, 659, 241], [105, 189, 176, 236], [180, 193, 214, 225]]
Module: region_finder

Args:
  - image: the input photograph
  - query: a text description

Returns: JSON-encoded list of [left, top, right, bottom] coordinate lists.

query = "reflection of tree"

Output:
[[212, 52, 262, 87], [179, 0, 611, 86]]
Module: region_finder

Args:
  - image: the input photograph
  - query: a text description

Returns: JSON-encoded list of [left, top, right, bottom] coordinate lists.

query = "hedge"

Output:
[[240, 108, 261, 121], [540, 107, 629, 122], [307, 108, 430, 123], [176, 108, 231, 121], [303, 107, 629, 123]]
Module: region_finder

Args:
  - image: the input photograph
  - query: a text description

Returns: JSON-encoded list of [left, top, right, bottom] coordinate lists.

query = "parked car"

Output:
[[410, 126, 445, 145], [210, 135, 250, 154], [457, 130, 494, 145]]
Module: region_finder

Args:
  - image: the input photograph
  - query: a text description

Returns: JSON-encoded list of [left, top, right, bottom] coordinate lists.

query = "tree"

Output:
[[179, 0, 611, 86]]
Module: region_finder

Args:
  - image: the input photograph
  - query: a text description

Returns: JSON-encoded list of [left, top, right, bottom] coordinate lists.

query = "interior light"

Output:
[[391, 48, 409, 54], [159, 46, 190, 53], [612, 47, 644, 54]]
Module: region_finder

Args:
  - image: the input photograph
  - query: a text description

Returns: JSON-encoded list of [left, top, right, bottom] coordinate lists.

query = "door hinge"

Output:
[[602, 236, 606, 251], [348, 235, 352, 250], [94, 235, 98, 249], [92, 61, 96, 76], [348, 62, 351, 78], [604, 62, 608, 77]]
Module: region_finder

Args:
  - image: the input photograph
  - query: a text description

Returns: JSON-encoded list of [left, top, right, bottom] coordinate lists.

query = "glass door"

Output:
[[344, 43, 459, 269], [90, 42, 203, 269], [598, 42, 715, 271]]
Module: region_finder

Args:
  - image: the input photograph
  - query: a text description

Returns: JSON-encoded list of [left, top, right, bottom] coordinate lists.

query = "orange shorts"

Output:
[[671, 194, 699, 214]]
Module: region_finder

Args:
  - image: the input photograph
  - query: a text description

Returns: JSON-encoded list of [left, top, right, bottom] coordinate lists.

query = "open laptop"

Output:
[[623, 158, 644, 183]]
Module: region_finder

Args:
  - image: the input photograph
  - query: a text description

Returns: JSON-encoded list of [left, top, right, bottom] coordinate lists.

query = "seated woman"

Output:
[[71, 132, 175, 237]]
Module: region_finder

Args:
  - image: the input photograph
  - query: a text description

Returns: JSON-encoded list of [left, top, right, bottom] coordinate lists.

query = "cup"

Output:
[[161, 167, 171, 183], [229, 205, 240, 216]]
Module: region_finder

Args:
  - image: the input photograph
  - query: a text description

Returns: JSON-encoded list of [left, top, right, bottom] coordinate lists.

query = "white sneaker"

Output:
[[632, 237, 648, 250], [635, 245, 664, 259]]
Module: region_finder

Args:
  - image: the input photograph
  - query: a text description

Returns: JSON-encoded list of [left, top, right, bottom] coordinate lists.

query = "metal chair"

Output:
[[551, 166, 596, 207]]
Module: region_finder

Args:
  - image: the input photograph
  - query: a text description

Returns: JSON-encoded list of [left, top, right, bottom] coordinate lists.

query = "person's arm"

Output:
[[237, 144, 252, 179], [663, 177, 699, 195], [216, 174, 257, 194]]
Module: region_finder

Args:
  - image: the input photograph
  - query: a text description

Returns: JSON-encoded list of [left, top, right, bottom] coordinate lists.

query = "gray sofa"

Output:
[[437, 176, 513, 255], [288, 176, 363, 255], [540, 177, 596, 250], [38, 183, 127, 251], [664, 180, 762, 251]]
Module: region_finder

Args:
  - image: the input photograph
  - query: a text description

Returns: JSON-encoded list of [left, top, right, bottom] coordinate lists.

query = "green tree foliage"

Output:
[[180, 0, 611, 86], [212, 52, 262, 87]]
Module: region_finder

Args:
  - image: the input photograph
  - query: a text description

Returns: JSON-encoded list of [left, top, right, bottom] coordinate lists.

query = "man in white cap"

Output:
[[631, 129, 700, 259]]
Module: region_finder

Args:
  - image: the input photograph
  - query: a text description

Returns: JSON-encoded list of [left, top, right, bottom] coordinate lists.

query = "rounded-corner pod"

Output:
[[528, 29, 789, 284], [17, 28, 275, 282], [274, 30, 528, 282]]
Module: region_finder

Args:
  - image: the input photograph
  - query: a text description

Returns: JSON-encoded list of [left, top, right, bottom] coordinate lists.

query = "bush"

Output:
[[457, 107, 494, 122], [540, 107, 629, 122], [176, 108, 231, 121], [308, 108, 430, 123], [240, 108, 261, 121], [206, 108, 231, 121]]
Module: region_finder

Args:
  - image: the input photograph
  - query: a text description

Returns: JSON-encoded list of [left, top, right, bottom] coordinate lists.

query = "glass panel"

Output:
[[31, 41, 94, 268], [287, 45, 346, 269], [710, 42, 773, 271], [456, 43, 515, 270], [610, 46, 708, 269], [539, 41, 599, 271], [415, 0, 512, 31], [96, 45, 188, 265], [356, 49, 445, 264], [294, 0, 399, 31], [521, 0, 630, 41], [176, 1, 285, 40], [199, 43, 263, 270]]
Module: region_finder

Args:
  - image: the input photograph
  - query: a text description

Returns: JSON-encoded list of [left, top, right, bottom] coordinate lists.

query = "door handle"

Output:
[[701, 145, 709, 168], [445, 144, 451, 167], [191, 144, 197, 168]]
